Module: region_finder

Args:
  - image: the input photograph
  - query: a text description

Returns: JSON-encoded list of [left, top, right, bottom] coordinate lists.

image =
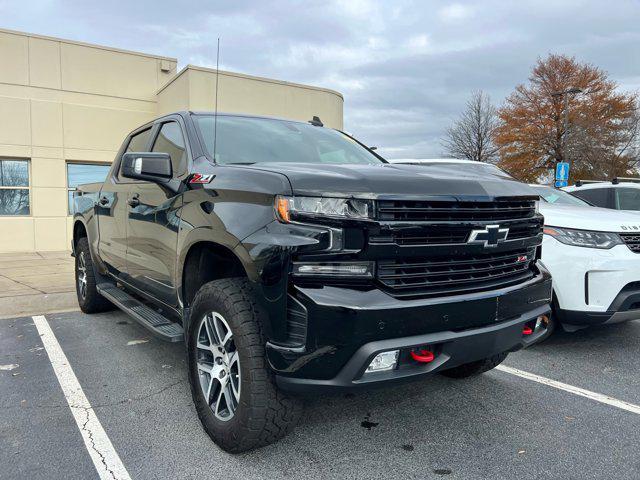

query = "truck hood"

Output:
[[539, 202, 640, 232], [240, 162, 536, 199]]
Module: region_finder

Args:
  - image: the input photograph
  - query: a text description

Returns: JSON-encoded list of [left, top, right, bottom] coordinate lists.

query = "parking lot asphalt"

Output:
[[2, 310, 639, 480]]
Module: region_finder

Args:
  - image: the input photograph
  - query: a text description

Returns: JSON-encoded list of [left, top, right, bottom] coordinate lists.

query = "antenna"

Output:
[[213, 37, 220, 163]]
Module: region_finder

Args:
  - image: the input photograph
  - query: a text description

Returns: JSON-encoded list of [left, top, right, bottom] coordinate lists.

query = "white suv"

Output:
[[530, 185, 640, 331], [564, 180, 640, 212]]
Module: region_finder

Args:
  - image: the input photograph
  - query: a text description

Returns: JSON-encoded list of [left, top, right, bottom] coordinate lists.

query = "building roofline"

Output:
[[0, 27, 178, 62], [156, 64, 344, 100]]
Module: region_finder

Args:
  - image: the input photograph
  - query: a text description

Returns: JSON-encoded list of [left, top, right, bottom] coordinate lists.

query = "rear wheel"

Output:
[[187, 278, 302, 453], [74, 237, 112, 313], [440, 352, 508, 379]]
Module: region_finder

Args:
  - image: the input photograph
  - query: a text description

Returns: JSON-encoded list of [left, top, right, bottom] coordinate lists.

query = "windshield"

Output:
[[193, 115, 384, 166], [530, 185, 591, 206]]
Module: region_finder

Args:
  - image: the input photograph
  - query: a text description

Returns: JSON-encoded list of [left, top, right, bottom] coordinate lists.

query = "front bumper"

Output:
[[556, 282, 640, 326], [275, 303, 550, 393], [541, 236, 640, 325], [268, 268, 552, 392]]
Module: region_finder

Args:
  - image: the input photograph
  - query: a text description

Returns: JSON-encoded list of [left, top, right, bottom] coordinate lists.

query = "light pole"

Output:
[[551, 87, 583, 172]]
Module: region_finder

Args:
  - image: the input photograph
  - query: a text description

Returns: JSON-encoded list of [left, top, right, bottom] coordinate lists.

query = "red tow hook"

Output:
[[522, 325, 533, 336], [410, 349, 435, 363]]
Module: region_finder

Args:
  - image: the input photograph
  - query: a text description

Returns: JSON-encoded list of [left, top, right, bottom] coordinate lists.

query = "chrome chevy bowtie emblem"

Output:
[[467, 225, 509, 248]]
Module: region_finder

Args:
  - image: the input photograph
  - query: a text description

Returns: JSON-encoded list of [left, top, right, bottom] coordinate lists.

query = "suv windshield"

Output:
[[530, 185, 591, 206], [194, 115, 384, 166]]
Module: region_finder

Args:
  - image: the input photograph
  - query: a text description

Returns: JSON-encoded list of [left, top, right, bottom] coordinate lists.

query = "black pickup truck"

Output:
[[72, 111, 552, 452]]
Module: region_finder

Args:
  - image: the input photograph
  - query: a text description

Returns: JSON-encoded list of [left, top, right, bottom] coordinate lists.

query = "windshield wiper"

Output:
[[226, 162, 256, 165]]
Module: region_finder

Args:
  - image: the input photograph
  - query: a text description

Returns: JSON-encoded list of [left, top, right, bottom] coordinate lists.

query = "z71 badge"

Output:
[[189, 173, 215, 184]]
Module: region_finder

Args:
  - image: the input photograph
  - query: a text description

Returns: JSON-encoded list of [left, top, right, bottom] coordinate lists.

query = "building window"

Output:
[[67, 163, 111, 214], [0, 159, 30, 216]]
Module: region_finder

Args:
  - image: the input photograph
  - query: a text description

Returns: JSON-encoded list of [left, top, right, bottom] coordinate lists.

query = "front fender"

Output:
[[238, 220, 336, 344]]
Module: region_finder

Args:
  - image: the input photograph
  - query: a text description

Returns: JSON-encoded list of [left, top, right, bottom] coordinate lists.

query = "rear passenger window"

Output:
[[615, 188, 640, 211], [572, 188, 610, 208], [152, 122, 187, 177]]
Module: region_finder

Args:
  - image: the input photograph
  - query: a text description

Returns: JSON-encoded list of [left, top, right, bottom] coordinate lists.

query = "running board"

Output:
[[97, 284, 184, 342]]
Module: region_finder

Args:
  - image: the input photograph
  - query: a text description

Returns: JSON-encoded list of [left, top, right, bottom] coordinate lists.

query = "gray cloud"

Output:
[[2, 0, 638, 158]]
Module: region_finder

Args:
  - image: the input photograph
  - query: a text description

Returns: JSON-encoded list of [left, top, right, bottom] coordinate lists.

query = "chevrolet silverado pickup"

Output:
[[72, 112, 552, 452]]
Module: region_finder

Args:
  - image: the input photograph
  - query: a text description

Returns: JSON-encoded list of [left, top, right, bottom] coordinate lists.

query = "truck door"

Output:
[[125, 119, 187, 307], [97, 127, 152, 275]]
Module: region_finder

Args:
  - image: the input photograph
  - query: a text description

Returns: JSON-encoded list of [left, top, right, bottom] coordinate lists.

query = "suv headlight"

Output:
[[276, 195, 372, 223], [543, 227, 623, 249]]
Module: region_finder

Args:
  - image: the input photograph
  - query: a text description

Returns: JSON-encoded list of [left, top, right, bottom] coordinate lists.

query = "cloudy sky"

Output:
[[1, 0, 639, 158]]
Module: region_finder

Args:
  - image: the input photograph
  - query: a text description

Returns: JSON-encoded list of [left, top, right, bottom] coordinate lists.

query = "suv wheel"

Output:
[[440, 352, 508, 379], [74, 237, 112, 313], [187, 278, 302, 453]]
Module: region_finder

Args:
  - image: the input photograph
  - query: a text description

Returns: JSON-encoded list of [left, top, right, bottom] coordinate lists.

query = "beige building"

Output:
[[0, 28, 343, 253]]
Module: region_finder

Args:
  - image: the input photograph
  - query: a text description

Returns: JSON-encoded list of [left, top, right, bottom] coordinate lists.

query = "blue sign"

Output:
[[555, 180, 568, 188], [556, 162, 570, 182]]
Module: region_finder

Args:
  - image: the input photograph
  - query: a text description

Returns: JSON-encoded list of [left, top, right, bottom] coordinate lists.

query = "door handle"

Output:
[[99, 196, 109, 206], [128, 193, 140, 207]]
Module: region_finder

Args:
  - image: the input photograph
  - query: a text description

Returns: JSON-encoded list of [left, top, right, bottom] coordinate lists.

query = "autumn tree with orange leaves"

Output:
[[495, 54, 639, 183]]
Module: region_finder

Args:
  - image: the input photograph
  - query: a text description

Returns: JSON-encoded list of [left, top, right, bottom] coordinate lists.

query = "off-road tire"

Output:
[[440, 352, 508, 379], [74, 237, 112, 313], [187, 278, 303, 453]]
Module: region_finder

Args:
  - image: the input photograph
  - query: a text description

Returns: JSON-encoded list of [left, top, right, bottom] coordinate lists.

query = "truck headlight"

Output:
[[276, 196, 371, 223], [543, 227, 623, 249]]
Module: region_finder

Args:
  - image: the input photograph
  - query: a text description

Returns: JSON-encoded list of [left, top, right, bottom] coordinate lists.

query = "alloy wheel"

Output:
[[77, 251, 88, 299], [196, 312, 241, 421]]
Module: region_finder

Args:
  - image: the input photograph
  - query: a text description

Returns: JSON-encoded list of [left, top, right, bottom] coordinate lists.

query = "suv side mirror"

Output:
[[121, 152, 172, 183]]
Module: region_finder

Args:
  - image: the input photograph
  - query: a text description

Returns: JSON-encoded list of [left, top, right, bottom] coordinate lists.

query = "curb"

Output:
[[0, 291, 79, 319]]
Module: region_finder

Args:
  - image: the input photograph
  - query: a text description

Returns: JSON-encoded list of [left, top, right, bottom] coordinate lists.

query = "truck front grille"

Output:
[[376, 199, 536, 222], [621, 234, 640, 253], [369, 218, 542, 246], [377, 248, 536, 298]]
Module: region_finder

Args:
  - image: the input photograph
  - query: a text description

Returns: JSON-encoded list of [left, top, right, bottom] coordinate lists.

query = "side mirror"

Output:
[[121, 152, 172, 183]]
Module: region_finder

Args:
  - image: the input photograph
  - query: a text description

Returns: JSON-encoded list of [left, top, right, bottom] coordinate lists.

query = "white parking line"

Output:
[[496, 364, 640, 415], [33, 315, 132, 480]]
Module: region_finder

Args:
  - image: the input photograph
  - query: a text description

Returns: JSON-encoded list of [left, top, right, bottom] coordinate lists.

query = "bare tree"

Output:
[[442, 90, 500, 162]]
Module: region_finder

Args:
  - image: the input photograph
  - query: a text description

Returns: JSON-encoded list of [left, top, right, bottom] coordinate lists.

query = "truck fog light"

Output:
[[365, 350, 399, 373], [292, 262, 374, 277]]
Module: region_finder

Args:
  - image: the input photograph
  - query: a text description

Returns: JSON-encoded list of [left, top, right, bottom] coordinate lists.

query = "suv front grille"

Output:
[[376, 199, 536, 222], [621, 234, 640, 253], [377, 248, 536, 298]]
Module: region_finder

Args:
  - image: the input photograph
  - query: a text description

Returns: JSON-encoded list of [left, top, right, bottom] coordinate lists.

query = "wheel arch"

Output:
[[72, 219, 88, 249], [180, 241, 250, 310]]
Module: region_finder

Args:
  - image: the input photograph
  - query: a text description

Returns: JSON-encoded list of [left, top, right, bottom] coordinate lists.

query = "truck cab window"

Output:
[[119, 128, 152, 181], [126, 128, 152, 153], [152, 122, 187, 177]]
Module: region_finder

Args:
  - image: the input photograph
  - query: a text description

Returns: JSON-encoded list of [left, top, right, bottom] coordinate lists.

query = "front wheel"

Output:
[[187, 278, 302, 453], [440, 352, 508, 379]]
